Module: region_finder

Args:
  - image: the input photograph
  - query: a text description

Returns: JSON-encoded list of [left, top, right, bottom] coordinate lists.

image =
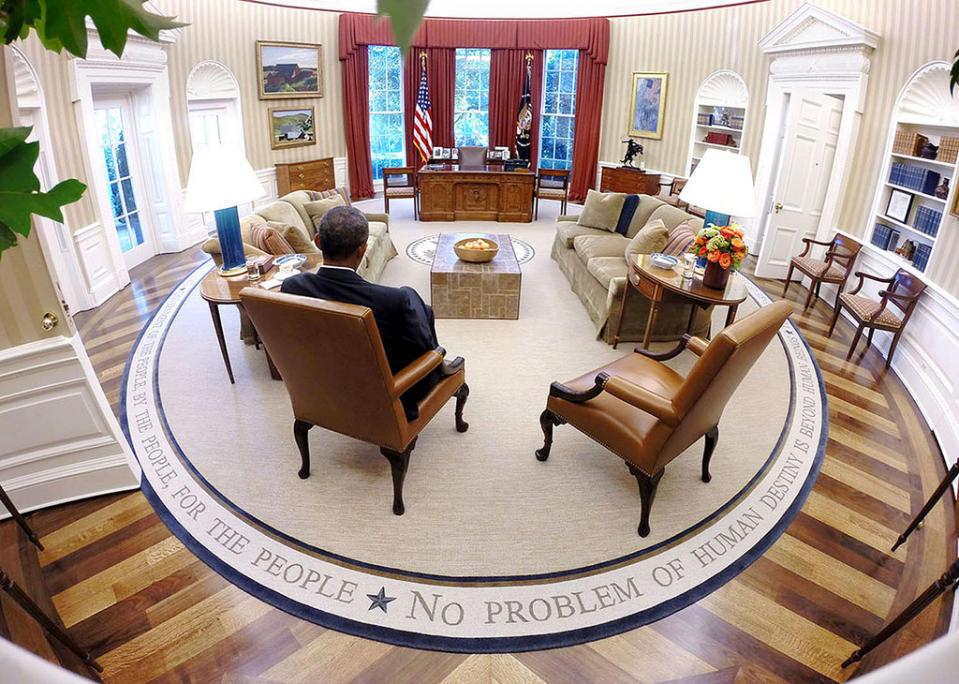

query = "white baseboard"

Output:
[[806, 245, 959, 481], [0, 335, 140, 517]]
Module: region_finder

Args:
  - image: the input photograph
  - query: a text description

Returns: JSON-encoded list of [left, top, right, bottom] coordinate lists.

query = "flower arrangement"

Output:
[[695, 224, 748, 271]]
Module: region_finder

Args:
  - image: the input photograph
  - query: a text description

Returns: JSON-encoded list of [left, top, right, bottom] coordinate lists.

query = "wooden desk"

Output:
[[614, 254, 747, 349], [200, 255, 323, 382], [600, 166, 661, 195], [418, 164, 535, 222]]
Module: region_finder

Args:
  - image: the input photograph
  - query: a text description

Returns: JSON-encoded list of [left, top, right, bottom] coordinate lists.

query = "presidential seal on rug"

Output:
[[122, 229, 826, 653]]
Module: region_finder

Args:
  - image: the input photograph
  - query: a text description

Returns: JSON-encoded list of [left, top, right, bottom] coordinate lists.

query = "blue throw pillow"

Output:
[[615, 194, 639, 236]]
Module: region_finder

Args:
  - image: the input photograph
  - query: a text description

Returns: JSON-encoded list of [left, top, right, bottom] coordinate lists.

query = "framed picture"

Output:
[[488, 150, 504, 161], [441, 148, 451, 159], [628, 72, 668, 139], [257, 41, 323, 99], [885, 189, 914, 223], [269, 107, 315, 149], [450, 148, 458, 159], [432, 146, 444, 159], [494, 146, 510, 158]]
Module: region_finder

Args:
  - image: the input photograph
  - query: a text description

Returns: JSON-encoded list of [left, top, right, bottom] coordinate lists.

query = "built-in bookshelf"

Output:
[[869, 121, 957, 274], [685, 71, 749, 177]]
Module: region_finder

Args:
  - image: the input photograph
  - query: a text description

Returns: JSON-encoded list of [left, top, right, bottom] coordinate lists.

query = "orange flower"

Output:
[[695, 236, 705, 246], [731, 237, 745, 250], [720, 227, 734, 239], [719, 252, 732, 269], [699, 246, 708, 257], [734, 250, 747, 262], [707, 249, 720, 262]]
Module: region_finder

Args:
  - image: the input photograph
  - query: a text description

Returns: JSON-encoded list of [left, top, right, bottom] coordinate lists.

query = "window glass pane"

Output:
[[103, 146, 117, 181], [108, 181, 123, 218], [116, 143, 129, 178], [121, 178, 137, 213], [539, 49, 578, 171], [129, 212, 144, 244], [115, 216, 132, 252], [368, 45, 405, 181], [107, 108, 123, 144], [454, 48, 490, 147]]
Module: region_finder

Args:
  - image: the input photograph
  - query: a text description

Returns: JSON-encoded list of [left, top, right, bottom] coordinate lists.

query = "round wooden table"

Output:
[[613, 254, 748, 349], [199, 255, 323, 383]]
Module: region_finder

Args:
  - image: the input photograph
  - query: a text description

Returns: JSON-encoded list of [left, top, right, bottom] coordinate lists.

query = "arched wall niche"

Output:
[[184, 60, 245, 153], [685, 69, 749, 177]]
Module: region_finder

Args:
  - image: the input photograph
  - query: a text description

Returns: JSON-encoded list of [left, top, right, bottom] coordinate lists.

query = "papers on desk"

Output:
[[260, 278, 282, 290]]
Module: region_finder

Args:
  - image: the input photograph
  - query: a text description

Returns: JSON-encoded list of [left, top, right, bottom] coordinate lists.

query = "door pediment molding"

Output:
[[759, 2, 879, 56]]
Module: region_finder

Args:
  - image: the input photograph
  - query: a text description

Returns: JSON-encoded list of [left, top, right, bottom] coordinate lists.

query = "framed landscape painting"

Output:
[[269, 107, 315, 149], [257, 41, 323, 99], [628, 72, 668, 139]]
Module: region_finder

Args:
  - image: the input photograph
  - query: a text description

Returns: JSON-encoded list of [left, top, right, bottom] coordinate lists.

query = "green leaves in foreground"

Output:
[[0, 127, 85, 260], [377, 0, 429, 59], [1, 0, 185, 59]]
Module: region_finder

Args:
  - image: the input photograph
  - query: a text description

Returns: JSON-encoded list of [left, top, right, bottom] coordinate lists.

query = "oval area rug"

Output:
[[122, 254, 826, 652]]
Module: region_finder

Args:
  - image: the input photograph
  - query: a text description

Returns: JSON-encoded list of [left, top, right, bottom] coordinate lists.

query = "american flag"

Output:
[[413, 59, 433, 163]]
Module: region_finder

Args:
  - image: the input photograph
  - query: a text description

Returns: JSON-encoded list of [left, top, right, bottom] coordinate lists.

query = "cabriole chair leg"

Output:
[[535, 409, 565, 461], [293, 419, 313, 479], [380, 438, 416, 515], [454, 383, 470, 432], [628, 465, 664, 537], [702, 426, 719, 483]]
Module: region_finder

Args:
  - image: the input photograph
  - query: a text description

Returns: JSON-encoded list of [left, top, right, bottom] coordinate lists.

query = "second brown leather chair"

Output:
[[239, 288, 469, 515], [536, 300, 793, 537]]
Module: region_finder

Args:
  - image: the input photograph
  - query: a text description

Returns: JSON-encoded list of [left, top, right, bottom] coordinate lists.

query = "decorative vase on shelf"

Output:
[[935, 178, 950, 199], [702, 260, 731, 289]]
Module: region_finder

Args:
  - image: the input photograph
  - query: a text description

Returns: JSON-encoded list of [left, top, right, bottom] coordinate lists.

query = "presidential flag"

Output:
[[413, 58, 433, 163], [515, 56, 533, 161]]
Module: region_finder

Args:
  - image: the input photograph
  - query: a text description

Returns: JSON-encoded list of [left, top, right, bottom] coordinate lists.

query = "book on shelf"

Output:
[[913, 243, 932, 272], [913, 206, 942, 237], [871, 222, 892, 249]]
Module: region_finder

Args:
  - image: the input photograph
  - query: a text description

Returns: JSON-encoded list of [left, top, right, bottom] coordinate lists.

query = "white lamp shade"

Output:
[[679, 149, 758, 218], [183, 145, 266, 213]]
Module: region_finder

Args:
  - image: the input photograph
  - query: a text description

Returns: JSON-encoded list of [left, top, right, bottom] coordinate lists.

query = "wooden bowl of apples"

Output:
[[454, 236, 499, 263]]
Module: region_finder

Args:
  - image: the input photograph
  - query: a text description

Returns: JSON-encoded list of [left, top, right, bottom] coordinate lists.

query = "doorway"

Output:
[[755, 91, 844, 279], [92, 97, 156, 270]]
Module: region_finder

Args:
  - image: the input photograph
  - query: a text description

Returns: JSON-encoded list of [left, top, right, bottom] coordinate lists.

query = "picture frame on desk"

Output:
[[885, 189, 913, 223], [432, 146, 444, 159]]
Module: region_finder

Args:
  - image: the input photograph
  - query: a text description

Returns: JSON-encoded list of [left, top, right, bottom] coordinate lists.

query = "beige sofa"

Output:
[[201, 188, 397, 282], [551, 194, 710, 344]]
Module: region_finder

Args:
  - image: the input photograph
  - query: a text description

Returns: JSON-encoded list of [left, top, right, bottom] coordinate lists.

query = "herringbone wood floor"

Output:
[[1, 246, 954, 683]]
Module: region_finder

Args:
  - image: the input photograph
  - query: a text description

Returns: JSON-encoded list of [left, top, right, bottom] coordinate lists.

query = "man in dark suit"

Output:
[[280, 206, 457, 420]]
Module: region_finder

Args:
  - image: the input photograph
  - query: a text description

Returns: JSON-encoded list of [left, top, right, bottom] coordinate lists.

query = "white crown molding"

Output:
[[759, 2, 879, 55]]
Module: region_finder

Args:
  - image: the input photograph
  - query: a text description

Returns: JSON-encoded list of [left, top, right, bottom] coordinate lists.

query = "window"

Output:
[[368, 45, 404, 181], [188, 108, 223, 149], [454, 48, 490, 147], [540, 49, 578, 170], [95, 106, 144, 254]]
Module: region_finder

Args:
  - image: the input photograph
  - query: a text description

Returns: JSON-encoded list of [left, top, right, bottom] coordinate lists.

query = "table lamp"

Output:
[[679, 148, 758, 231], [184, 145, 266, 277]]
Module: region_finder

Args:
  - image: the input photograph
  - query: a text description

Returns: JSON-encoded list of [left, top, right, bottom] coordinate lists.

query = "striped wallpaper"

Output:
[[7, 0, 959, 295], [599, 0, 959, 294]]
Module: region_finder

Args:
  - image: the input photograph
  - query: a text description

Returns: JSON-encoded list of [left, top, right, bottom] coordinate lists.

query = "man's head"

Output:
[[315, 205, 369, 266]]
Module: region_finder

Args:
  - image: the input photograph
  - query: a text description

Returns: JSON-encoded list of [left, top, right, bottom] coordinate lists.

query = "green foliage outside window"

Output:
[[454, 48, 490, 147], [539, 49, 577, 171], [369, 45, 404, 180]]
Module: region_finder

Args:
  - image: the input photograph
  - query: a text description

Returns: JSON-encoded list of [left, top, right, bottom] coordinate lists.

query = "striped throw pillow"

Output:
[[661, 221, 698, 257], [305, 187, 351, 206], [250, 219, 295, 255]]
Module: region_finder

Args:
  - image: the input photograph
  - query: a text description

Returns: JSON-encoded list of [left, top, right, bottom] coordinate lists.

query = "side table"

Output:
[[199, 255, 323, 382], [614, 254, 747, 349]]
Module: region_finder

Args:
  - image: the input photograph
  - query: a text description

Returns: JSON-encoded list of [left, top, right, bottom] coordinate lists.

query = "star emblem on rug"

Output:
[[367, 586, 397, 613]]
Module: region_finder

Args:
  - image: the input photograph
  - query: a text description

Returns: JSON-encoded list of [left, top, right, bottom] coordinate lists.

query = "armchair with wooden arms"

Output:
[[782, 233, 862, 311], [535, 300, 792, 537], [827, 267, 926, 369], [239, 288, 469, 515], [383, 166, 417, 218], [533, 168, 570, 219]]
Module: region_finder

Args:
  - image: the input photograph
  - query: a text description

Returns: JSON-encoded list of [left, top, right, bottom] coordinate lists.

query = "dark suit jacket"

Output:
[[280, 267, 440, 420]]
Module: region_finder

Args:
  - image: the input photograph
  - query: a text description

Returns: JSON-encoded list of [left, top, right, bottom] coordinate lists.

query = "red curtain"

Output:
[[341, 44, 373, 200], [404, 48, 456, 168], [338, 13, 608, 201], [569, 51, 606, 202], [489, 49, 543, 171]]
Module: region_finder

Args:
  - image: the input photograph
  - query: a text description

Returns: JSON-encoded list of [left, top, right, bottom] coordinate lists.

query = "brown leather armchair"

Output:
[[536, 300, 793, 537], [239, 288, 469, 515], [457, 146, 487, 167]]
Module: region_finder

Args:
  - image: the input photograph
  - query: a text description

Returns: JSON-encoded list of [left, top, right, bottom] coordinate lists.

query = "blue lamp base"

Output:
[[214, 206, 247, 277], [696, 209, 733, 272]]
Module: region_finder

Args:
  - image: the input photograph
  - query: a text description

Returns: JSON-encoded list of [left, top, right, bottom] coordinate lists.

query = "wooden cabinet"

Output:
[[600, 166, 661, 195], [275, 157, 335, 196], [418, 168, 534, 222]]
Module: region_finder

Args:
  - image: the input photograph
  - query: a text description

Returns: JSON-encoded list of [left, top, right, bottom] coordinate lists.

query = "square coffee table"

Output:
[[430, 233, 521, 319]]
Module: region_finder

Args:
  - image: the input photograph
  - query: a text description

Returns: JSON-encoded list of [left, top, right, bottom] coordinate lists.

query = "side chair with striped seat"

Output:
[[383, 166, 418, 219], [782, 233, 862, 311], [827, 267, 926, 369], [534, 168, 570, 219]]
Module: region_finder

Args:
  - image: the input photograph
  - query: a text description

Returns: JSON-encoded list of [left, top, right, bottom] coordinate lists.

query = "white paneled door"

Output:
[[755, 91, 843, 279]]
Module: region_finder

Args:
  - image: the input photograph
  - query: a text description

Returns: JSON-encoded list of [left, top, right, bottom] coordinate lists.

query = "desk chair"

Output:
[[239, 288, 469, 515], [458, 146, 487, 167]]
